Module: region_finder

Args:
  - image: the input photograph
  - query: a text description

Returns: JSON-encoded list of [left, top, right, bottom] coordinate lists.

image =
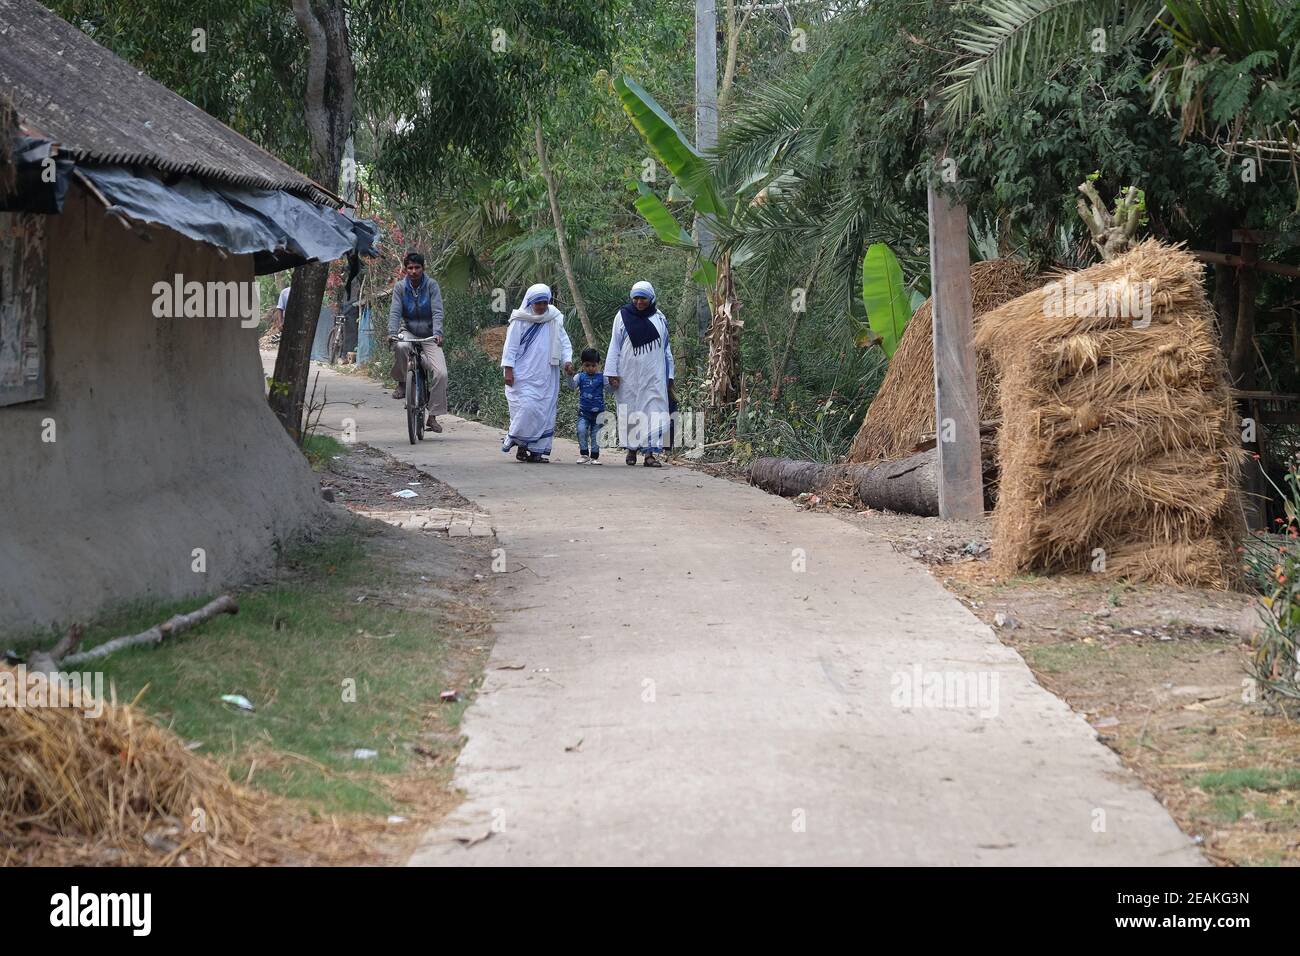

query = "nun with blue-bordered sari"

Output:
[[500, 283, 573, 462]]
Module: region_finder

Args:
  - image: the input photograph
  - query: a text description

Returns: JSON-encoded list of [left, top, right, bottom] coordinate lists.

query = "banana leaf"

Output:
[[692, 261, 718, 288], [633, 182, 695, 248], [861, 242, 909, 358], [614, 75, 725, 218]]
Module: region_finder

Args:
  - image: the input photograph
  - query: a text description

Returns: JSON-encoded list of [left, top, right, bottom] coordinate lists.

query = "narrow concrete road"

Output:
[[292, 358, 1202, 866]]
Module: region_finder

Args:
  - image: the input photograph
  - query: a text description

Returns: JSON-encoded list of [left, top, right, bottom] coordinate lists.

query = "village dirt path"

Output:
[[293, 358, 1203, 866]]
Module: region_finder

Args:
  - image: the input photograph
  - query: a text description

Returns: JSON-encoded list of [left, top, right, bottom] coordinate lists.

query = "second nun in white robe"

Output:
[[604, 280, 675, 455]]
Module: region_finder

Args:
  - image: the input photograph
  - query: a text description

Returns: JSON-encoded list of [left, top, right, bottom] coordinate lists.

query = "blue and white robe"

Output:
[[501, 311, 572, 456], [604, 310, 674, 453]]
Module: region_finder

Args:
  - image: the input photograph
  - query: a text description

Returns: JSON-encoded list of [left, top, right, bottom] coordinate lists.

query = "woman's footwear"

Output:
[[516, 447, 529, 462], [527, 452, 549, 463], [643, 453, 662, 468], [625, 450, 637, 466]]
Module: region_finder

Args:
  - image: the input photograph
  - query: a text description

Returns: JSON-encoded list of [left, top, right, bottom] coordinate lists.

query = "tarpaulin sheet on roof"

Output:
[[77, 165, 376, 275], [0, 135, 73, 214]]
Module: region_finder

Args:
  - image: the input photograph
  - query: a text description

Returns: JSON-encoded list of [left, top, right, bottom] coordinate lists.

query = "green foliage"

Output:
[[49, 0, 623, 195], [942, 0, 1154, 124], [1151, 0, 1300, 162], [859, 243, 909, 356], [1250, 462, 1300, 703], [946, 0, 1300, 175]]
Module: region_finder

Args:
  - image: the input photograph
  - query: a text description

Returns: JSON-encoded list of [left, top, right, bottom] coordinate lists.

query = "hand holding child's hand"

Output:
[[608, 376, 620, 389], [563, 361, 574, 375]]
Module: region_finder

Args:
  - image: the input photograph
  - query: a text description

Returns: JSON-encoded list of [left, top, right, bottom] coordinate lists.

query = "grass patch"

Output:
[[302, 433, 347, 469], [1022, 641, 1103, 674], [1198, 767, 1300, 793], [15, 527, 472, 817]]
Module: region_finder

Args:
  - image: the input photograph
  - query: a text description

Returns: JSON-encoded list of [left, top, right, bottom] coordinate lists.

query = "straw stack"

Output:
[[975, 240, 1243, 587], [847, 258, 1044, 463], [0, 670, 279, 865]]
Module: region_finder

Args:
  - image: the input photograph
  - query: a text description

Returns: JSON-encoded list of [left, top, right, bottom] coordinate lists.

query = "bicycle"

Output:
[[326, 309, 346, 364], [396, 330, 438, 445]]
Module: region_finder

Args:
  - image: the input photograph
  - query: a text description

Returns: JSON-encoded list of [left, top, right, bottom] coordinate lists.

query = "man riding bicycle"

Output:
[[388, 250, 448, 432]]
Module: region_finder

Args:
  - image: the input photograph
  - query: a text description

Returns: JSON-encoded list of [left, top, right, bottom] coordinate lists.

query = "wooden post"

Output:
[[694, 0, 718, 340], [927, 180, 984, 520]]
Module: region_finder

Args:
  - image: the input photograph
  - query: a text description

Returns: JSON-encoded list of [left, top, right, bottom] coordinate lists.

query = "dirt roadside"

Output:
[[819, 499, 1299, 866], [302, 444, 499, 864]]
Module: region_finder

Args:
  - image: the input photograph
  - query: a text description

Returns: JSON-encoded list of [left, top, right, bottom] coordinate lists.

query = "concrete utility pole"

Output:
[[927, 175, 984, 520], [694, 0, 718, 339]]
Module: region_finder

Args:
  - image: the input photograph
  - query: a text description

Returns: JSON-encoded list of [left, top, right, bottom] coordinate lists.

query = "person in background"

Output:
[[501, 284, 573, 463], [387, 251, 448, 433], [605, 280, 674, 468], [572, 347, 608, 464], [270, 284, 291, 331]]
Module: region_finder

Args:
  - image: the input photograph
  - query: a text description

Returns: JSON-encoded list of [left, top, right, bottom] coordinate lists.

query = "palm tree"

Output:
[[943, 0, 1299, 173]]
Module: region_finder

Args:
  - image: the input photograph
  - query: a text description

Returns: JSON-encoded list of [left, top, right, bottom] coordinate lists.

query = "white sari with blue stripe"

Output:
[[501, 309, 572, 455]]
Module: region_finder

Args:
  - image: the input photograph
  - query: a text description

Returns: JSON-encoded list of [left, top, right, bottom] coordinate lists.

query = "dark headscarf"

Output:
[[619, 282, 661, 354]]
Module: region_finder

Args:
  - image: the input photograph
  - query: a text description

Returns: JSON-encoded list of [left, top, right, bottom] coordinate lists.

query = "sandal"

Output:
[[643, 453, 662, 468], [625, 450, 637, 466], [516, 447, 529, 462], [527, 452, 549, 463]]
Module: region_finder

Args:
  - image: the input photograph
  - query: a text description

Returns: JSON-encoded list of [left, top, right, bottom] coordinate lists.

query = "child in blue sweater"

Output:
[[572, 347, 608, 464]]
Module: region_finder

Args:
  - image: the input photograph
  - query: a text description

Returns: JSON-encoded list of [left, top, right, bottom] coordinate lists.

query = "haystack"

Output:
[[847, 258, 1044, 463], [975, 240, 1243, 588], [0, 668, 280, 865], [474, 325, 507, 360]]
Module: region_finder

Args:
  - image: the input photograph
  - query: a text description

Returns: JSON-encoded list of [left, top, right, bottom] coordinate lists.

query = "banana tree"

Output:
[[615, 75, 745, 407]]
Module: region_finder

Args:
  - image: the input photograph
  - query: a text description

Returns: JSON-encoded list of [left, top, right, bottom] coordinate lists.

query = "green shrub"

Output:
[[1250, 463, 1300, 704]]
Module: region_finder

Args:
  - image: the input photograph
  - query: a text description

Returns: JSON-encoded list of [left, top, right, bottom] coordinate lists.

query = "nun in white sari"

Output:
[[605, 280, 675, 467], [501, 283, 573, 462]]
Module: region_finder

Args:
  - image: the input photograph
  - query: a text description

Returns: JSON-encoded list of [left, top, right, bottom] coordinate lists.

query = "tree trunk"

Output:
[[533, 114, 595, 348], [269, 0, 353, 439], [749, 451, 943, 517], [1212, 217, 1238, 356], [718, 0, 756, 111], [1229, 243, 1259, 386], [270, 260, 331, 441]]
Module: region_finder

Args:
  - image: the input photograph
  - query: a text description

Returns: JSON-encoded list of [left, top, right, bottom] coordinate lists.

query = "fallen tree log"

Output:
[[750, 450, 941, 516], [751, 444, 997, 517], [748, 457, 834, 497]]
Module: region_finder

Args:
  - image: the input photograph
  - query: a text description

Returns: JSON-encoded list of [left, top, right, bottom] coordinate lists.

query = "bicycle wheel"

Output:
[[406, 366, 419, 445], [327, 324, 342, 364], [416, 370, 426, 440]]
